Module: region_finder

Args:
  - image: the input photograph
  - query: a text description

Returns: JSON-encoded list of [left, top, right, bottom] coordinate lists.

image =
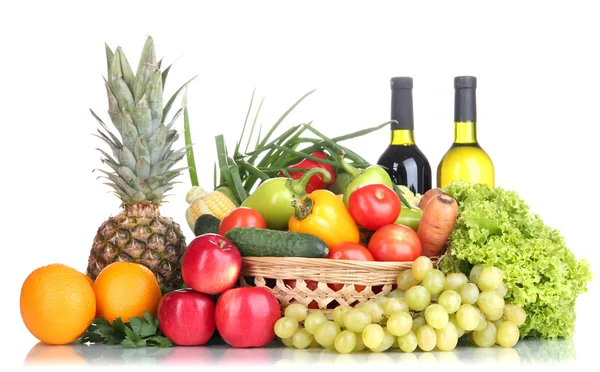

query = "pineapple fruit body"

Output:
[[87, 204, 186, 290], [87, 37, 194, 290]]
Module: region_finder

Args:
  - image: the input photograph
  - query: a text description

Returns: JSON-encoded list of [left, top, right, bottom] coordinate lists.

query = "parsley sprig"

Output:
[[75, 312, 172, 348]]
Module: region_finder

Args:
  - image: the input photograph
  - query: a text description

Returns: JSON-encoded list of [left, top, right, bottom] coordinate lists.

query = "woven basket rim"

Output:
[[241, 256, 414, 270]]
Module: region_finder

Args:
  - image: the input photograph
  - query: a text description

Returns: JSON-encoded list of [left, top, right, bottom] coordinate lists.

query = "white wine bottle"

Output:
[[437, 76, 494, 188]]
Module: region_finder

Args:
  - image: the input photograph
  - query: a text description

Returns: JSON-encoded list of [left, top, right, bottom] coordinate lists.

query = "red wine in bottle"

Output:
[[377, 77, 432, 195]]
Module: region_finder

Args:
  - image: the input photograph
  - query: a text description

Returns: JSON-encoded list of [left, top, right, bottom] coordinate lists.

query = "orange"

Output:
[[82, 273, 94, 287], [93, 261, 162, 323], [20, 263, 96, 345]]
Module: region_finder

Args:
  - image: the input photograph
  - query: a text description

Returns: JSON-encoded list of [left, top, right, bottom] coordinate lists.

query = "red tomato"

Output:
[[327, 242, 374, 292], [348, 184, 401, 231], [368, 224, 422, 262], [218, 207, 266, 236], [328, 242, 374, 261]]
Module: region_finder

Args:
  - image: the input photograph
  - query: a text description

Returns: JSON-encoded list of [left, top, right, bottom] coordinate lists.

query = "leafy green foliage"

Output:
[[441, 181, 592, 339], [75, 312, 172, 348]]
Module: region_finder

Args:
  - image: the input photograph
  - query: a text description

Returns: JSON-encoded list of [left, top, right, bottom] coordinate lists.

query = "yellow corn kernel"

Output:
[[185, 186, 237, 231]]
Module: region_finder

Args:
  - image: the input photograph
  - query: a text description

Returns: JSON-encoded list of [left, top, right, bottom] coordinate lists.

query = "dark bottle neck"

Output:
[[391, 87, 414, 130], [454, 87, 477, 123]]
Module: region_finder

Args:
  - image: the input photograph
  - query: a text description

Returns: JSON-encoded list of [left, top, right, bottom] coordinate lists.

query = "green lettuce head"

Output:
[[441, 181, 592, 339]]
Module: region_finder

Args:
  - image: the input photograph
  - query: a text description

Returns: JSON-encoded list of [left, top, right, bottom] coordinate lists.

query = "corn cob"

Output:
[[185, 186, 237, 231]]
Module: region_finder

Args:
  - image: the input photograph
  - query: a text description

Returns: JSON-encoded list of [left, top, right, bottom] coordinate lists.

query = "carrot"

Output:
[[417, 194, 459, 257], [418, 188, 445, 210]]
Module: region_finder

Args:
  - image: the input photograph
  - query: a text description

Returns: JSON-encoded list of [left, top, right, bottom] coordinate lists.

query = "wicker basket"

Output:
[[239, 257, 413, 311]]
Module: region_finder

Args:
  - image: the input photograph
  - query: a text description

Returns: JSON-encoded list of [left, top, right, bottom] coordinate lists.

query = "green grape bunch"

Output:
[[273, 256, 527, 353]]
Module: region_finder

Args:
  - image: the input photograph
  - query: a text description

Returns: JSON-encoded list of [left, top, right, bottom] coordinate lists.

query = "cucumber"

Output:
[[224, 228, 328, 258], [194, 214, 221, 236]]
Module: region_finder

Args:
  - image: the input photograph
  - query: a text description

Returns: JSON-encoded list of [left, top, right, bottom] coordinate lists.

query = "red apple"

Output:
[[181, 233, 242, 295], [215, 287, 281, 348], [157, 288, 215, 346]]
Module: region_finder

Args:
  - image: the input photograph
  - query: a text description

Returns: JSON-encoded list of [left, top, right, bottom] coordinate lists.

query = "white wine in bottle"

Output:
[[437, 76, 494, 188]]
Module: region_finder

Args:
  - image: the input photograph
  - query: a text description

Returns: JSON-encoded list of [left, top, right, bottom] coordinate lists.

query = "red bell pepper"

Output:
[[279, 152, 336, 192]]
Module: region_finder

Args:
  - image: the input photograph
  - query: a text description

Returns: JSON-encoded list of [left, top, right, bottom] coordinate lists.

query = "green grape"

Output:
[[309, 338, 320, 348], [284, 303, 308, 322], [448, 314, 465, 337], [362, 324, 385, 349], [305, 312, 328, 334], [332, 305, 352, 327], [474, 308, 488, 331], [343, 309, 371, 333], [369, 328, 395, 353], [459, 282, 480, 305], [334, 330, 357, 354], [472, 321, 497, 347], [371, 296, 389, 305], [496, 282, 508, 298], [455, 304, 480, 331], [405, 285, 431, 311], [416, 324, 437, 352], [381, 297, 408, 315], [280, 337, 293, 347], [363, 302, 385, 323], [411, 316, 426, 333], [353, 333, 366, 352], [504, 304, 527, 326], [397, 269, 420, 290], [388, 289, 405, 298], [412, 256, 433, 281], [477, 266, 503, 291], [436, 322, 459, 351], [387, 311, 413, 336], [486, 309, 504, 321], [438, 290, 461, 314], [274, 317, 299, 339], [469, 265, 484, 284], [398, 330, 418, 352], [424, 304, 449, 329], [493, 319, 504, 329], [431, 292, 441, 302], [314, 321, 341, 347], [355, 302, 367, 310], [497, 321, 519, 348], [422, 269, 445, 295], [292, 327, 314, 349], [477, 289, 505, 317], [444, 273, 469, 292]]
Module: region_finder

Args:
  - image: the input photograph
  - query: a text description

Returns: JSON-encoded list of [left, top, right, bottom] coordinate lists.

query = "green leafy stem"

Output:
[[75, 312, 172, 349]]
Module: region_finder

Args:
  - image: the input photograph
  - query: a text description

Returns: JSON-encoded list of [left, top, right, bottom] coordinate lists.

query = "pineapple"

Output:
[[86, 37, 192, 290]]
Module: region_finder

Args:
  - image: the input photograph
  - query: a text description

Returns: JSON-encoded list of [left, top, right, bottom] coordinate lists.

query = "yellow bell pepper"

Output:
[[288, 189, 360, 247]]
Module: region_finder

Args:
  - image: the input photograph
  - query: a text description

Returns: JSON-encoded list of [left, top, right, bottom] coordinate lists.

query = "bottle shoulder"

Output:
[[379, 144, 431, 163], [440, 143, 493, 164]]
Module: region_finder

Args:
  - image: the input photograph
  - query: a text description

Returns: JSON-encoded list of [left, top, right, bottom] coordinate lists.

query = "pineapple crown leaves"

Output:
[[93, 36, 196, 206]]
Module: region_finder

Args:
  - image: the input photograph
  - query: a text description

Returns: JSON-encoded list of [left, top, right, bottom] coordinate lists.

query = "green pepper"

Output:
[[338, 150, 394, 206], [395, 205, 423, 231], [326, 171, 352, 195], [241, 168, 332, 230]]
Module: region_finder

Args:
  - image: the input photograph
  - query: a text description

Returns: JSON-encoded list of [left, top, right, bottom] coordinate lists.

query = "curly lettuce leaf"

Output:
[[442, 181, 592, 339]]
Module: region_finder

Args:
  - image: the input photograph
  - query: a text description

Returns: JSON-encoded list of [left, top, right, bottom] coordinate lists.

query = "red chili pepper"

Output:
[[279, 152, 336, 192]]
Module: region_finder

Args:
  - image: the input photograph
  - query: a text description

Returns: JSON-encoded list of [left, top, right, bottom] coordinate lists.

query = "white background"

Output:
[[1, 0, 598, 370]]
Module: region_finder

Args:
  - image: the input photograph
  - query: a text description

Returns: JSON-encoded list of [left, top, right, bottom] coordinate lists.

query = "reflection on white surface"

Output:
[[23, 338, 576, 367]]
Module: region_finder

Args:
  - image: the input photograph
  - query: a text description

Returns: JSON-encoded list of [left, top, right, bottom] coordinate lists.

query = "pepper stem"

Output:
[[291, 197, 314, 220], [290, 167, 332, 195], [337, 149, 362, 178]]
